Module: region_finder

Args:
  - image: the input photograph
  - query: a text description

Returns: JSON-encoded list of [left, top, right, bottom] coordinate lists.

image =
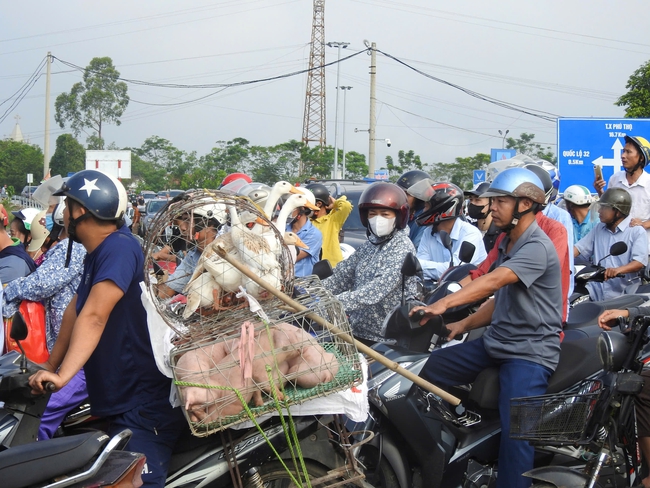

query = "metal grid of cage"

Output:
[[143, 190, 295, 338], [170, 276, 362, 436]]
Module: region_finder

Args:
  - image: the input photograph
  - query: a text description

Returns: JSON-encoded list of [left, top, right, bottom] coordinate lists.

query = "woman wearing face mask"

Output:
[[465, 182, 501, 253], [323, 182, 417, 346]]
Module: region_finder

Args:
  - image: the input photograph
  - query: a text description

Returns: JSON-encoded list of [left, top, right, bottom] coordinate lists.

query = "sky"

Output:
[[1, 0, 648, 176]]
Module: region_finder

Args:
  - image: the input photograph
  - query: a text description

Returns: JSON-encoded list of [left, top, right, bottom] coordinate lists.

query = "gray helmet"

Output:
[[599, 187, 632, 216]]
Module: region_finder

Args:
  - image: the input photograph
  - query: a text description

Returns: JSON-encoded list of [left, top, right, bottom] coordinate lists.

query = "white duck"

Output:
[[262, 181, 303, 219], [182, 272, 220, 319]]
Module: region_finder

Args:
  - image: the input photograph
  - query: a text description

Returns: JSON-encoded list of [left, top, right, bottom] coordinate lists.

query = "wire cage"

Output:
[[141, 190, 361, 436], [143, 190, 295, 338], [170, 275, 362, 436], [510, 380, 603, 444]]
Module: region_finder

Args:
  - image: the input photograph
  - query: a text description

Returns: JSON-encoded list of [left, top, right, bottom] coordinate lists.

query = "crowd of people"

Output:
[[4, 132, 650, 487]]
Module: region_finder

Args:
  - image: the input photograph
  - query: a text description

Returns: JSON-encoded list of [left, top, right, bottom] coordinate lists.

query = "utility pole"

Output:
[[340, 86, 352, 178], [367, 42, 377, 178], [327, 41, 349, 179], [43, 52, 52, 179]]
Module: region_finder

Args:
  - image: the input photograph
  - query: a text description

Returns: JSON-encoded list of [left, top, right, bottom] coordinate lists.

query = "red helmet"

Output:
[[358, 182, 410, 230], [219, 173, 252, 188], [412, 181, 463, 227]]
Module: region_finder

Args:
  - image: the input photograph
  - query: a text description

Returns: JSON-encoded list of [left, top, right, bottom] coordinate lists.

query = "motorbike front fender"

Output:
[[524, 465, 599, 488]]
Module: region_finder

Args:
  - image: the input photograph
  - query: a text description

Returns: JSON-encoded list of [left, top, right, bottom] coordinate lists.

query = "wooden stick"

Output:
[[215, 247, 461, 406]]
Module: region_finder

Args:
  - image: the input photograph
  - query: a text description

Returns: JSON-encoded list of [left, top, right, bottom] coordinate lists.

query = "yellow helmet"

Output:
[[624, 135, 650, 168]]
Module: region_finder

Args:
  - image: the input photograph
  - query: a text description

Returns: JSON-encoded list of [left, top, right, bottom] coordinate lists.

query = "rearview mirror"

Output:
[[10, 312, 28, 342], [459, 242, 476, 265], [610, 241, 628, 257], [401, 252, 421, 277], [438, 230, 452, 251], [313, 259, 333, 280]]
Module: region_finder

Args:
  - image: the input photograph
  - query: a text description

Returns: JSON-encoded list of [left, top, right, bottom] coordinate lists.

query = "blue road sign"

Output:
[[473, 170, 486, 185], [557, 118, 650, 192], [491, 148, 517, 162]]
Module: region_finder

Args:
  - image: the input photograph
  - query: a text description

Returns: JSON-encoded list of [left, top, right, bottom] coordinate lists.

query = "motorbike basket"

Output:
[[509, 380, 602, 445]]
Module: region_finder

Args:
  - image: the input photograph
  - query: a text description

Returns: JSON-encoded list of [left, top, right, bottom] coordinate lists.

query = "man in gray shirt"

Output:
[[412, 167, 563, 488]]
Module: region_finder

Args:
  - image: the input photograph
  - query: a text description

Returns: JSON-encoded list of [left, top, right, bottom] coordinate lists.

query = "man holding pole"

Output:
[[411, 167, 563, 488]]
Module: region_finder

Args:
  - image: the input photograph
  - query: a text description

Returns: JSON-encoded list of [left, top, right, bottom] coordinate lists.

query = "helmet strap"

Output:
[[67, 212, 91, 245], [503, 198, 535, 234]]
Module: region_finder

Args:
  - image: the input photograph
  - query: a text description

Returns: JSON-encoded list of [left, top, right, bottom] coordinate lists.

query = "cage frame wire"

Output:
[[143, 190, 295, 338]]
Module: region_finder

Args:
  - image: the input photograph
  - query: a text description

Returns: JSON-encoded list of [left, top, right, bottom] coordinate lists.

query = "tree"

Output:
[[0, 140, 44, 191], [54, 57, 129, 149], [342, 151, 368, 179], [505, 132, 556, 164], [200, 138, 251, 186], [429, 153, 490, 189], [616, 59, 650, 118], [49, 134, 86, 177], [383, 149, 424, 180], [134, 136, 193, 188]]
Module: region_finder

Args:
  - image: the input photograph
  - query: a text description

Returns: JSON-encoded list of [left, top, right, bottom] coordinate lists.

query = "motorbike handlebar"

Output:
[[410, 309, 450, 337], [44, 382, 56, 392]]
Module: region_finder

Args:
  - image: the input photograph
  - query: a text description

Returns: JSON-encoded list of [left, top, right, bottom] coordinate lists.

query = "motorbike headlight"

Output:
[[598, 331, 631, 372]]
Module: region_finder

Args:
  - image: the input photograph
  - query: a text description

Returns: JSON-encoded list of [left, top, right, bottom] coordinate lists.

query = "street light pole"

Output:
[[340, 86, 352, 178], [498, 129, 510, 149], [327, 41, 349, 179]]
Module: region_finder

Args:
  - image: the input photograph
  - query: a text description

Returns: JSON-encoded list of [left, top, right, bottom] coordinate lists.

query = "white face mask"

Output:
[[369, 215, 396, 237]]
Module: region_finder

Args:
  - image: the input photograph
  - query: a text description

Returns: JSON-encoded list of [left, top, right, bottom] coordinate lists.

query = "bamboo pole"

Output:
[[215, 247, 461, 406]]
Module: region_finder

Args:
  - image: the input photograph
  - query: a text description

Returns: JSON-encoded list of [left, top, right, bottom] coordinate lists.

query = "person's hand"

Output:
[[326, 196, 336, 210], [444, 320, 467, 341], [29, 370, 65, 395], [410, 301, 447, 325], [604, 267, 621, 280], [593, 177, 606, 195], [598, 309, 628, 331], [630, 218, 645, 227]]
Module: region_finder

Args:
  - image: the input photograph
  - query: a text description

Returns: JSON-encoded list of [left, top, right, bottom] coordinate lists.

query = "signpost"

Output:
[[557, 118, 650, 192], [473, 170, 486, 185], [374, 170, 389, 180], [490, 148, 516, 162]]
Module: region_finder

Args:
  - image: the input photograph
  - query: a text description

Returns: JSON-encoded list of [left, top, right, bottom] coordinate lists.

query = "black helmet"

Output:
[[358, 182, 410, 230], [305, 183, 330, 205], [410, 181, 464, 227], [464, 182, 491, 198], [524, 164, 554, 205], [54, 170, 127, 221], [599, 187, 632, 216], [395, 170, 431, 191]]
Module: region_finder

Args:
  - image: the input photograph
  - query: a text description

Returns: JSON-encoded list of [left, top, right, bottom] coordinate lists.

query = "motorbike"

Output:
[[10, 295, 371, 488], [516, 312, 650, 487], [348, 251, 650, 488], [0, 313, 146, 488]]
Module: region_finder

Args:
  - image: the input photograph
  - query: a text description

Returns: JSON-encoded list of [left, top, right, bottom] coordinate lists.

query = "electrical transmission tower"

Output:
[[301, 0, 326, 174]]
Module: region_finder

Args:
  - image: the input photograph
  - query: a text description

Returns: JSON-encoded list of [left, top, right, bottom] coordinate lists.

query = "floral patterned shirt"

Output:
[[3, 239, 86, 351], [323, 228, 417, 342]]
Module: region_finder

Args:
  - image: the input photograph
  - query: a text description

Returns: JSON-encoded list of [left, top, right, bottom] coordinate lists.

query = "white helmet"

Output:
[[238, 183, 272, 208], [193, 199, 227, 226], [12, 207, 41, 231], [53, 201, 66, 226], [27, 210, 48, 252], [563, 185, 593, 206]]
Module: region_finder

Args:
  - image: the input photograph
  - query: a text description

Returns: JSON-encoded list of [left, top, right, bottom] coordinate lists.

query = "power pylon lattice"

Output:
[[301, 0, 326, 174]]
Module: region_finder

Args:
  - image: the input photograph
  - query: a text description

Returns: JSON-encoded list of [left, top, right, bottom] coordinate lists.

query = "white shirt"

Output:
[[608, 170, 650, 253]]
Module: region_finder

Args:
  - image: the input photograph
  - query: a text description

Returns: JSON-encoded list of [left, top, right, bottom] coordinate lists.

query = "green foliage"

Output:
[[505, 132, 556, 164], [49, 134, 85, 177], [616, 59, 650, 118], [54, 57, 129, 149], [383, 149, 424, 180], [0, 140, 44, 191], [429, 153, 490, 189], [342, 151, 368, 179], [200, 138, 251, 186], [134, 136, 195, 188]]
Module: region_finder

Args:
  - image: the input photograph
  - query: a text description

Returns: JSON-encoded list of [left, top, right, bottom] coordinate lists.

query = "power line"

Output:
[[0, 57, 46, 125]]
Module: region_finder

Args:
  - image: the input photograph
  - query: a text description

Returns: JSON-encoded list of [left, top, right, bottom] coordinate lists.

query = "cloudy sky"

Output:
[[1, 0, 648, 174]]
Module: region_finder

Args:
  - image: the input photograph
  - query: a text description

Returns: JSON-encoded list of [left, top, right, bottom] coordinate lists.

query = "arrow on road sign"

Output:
[[592, 138, 624, 168]]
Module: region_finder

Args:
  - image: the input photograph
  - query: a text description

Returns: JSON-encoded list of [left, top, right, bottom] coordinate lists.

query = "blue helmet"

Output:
[[481, 167, 545, 205], [54, 170, 128, 221]]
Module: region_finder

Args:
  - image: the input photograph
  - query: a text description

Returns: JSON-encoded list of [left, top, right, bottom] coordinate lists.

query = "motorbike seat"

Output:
[[565, 295, 648, 330], [468, 336, 602, 410], [0, 431, 108, 488]]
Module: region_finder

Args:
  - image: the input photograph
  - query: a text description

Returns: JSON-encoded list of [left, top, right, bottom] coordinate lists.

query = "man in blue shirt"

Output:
[[574, 187, 648, 301], [287, 201, 322, 277], [29, 170, 185, 487], [563, 184, 599, 243], [396, 169, 431, 249], [408, 179, 486, 281]]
